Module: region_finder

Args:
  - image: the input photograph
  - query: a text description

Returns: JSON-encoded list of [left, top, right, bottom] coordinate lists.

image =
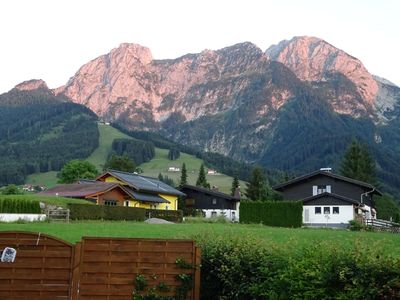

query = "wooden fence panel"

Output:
[[0, 232, 200, 300], [0, 231, 74, 300], [77, 237, 200, 300]]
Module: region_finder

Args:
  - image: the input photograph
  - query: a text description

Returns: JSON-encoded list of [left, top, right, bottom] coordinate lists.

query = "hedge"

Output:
[[194, 233, 400, 300], [145, 209, 183, 223], [68, 204, 146, 221], [0, 198, 41, 213], [240, 200, 302, 227]]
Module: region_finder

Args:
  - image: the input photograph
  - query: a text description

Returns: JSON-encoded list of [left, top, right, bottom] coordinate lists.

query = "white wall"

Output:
[[0, 214, 47, 222], [204, 209, 239, 222], [303, 205, 353, 225]]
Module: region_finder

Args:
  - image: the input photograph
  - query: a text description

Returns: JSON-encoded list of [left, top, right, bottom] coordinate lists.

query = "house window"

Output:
[[212, 198, 217, 205], [333, 207, 339, 214], [104, 200, 117, 206], [324, 207, 330, 214], [313, 185, 331, 195], [315, 207, 321, 214], [211, 211, 217, 217]]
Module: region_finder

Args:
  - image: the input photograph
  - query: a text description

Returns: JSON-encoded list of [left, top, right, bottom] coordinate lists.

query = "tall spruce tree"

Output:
[[196, 164, 210, 189], [245, 167, 269, 200], [231, 175, 240, 196], [340, 139, 377, 184], [179, 163, 188, 188]]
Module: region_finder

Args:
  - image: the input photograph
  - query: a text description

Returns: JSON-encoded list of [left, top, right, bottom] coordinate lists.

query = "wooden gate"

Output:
[[0, 232, 200, 300], [0, 231, 75, 300]]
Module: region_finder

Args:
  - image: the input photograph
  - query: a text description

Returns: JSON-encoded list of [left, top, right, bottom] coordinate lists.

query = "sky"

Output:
[[1, 0, 399, 94]]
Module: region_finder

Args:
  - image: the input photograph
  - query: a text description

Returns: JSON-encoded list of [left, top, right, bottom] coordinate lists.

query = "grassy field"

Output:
[[140, 148, 246, 194], [25, 123, 245, 193], [0, 221, 398, 256]]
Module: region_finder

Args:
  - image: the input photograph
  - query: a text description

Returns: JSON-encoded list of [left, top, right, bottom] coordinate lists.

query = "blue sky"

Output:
[[1, 0, 399, 93]]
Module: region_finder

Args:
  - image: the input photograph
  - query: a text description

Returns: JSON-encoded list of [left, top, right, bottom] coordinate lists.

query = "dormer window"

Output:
[[313, 185, 331, 195]]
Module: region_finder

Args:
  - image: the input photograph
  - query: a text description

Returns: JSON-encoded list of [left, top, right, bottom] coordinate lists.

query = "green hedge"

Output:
[[195, 233, 400, 300], [240, 200, 302, 227], [145, 209, 183, 223], [68, 204, 146, 221], [0, 198, 41, 213]]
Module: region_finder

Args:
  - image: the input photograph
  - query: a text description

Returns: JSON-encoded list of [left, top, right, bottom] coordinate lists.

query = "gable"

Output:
[[302, 193, 359, 206]]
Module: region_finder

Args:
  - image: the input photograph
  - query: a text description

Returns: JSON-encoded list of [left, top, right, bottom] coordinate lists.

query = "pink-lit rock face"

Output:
[[15, 79, 48, 91], [266, 36, 379, 106], [55, 42, 274, 127]]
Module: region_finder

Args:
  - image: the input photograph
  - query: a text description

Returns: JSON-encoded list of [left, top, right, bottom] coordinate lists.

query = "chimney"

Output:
[[234, 186, 241, 199], [320, 167, 332, 172], [211, 185, 219, 192]]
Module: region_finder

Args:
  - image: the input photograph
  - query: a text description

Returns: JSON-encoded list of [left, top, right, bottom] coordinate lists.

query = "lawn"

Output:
[[0, 221, 398, 256]]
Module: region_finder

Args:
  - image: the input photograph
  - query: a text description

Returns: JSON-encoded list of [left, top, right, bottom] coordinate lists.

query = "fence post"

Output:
[[71, 242, 82, 300], [193, 246, 201, 300]]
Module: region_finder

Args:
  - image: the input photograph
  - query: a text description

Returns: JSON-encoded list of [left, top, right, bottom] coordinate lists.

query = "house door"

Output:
[[304, 208, 310, 222]]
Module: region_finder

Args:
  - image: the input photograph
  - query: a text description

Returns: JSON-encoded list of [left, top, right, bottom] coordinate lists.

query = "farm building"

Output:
[[273, 168, 381, 228], [41, 170, 185, 210], [180, 184, 240, 221]]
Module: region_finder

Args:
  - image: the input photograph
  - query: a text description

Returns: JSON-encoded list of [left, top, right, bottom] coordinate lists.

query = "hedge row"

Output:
[[0, 198, 41, 213], [68, 204, 146, 221], [195, 233, 400, 300], [146, 209, 183, 223], [240, 200, 303, 227]]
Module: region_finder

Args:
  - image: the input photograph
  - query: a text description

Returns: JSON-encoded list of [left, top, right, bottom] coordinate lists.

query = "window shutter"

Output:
[[312, 185, 317, 196], [326, 185, 331, 193]]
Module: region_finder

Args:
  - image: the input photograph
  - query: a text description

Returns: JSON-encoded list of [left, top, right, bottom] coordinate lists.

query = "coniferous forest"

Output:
[[0, 88, 99, 185]]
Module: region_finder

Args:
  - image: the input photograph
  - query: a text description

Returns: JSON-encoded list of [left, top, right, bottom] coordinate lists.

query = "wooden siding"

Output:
[[97, 188, 128, 206]]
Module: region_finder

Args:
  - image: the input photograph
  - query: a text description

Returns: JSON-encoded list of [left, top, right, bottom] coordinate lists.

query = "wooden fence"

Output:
[[365, 218, 400, 233], [0, 232, 201, 300]]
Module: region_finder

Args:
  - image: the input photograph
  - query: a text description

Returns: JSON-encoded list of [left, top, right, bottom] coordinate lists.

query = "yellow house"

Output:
[[96, 170, 185, 210]]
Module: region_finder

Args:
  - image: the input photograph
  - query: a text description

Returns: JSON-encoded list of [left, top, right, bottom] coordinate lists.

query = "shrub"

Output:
[[193, 233, 400, 300], [68, 204, 145, 221], [145, 209, 183, 223], [0, 197, 41, 213], [240, 200, 303, 227], [348, 219, 365, 231]]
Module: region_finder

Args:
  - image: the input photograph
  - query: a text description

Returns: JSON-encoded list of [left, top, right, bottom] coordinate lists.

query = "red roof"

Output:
[[40, 182, 121, 198]]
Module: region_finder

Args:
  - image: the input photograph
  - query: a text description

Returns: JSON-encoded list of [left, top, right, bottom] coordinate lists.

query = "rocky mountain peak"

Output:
[[15, 79, 49, 91], [266, 36, 378, 106], [110, 43, 153, 65]]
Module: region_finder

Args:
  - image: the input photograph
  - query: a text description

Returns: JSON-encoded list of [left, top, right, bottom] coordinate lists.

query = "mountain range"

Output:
[[5, 36, 400, 196]]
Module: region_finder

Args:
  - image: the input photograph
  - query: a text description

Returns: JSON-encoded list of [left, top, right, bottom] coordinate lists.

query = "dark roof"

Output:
[[40, 182, 120, 198], [97, 170, 185, 197], [181, 184, 240, 201], [123, 187, 170, 204], [300, 192, 361, 205], [273, 170, 382, 195]]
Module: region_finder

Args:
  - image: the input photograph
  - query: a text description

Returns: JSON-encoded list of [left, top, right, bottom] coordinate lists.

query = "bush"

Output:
[[0, 197, 41, 213], [240, 200, 303, 227], [194, 233, 400, 300], [348, 219, 365, 231], [68, 204, 145, 221], [145, 209, 183, 223]]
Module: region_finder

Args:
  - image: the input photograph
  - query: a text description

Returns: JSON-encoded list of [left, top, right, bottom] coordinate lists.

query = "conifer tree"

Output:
[[179, 163, 188, 188], [231, 175, 240, 196], [196, 164, 210, 189], [340, 139, 377, 184], [245, 167, 269, 200]]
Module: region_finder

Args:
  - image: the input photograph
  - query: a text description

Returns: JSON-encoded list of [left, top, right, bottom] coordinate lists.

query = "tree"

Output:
[[245, 167, 269, 200], [58, 160, 98, 183], [374, 193, 400, 221], [158, 173, 174, 187], [103, 155, 136, 172], [196, 164, 210, 189], [168, 148, 180, 160], [179, 163, 188, 188], [340, 139, 377, 184], [231, 175, 240, 196], [1, 184, 22, 195]]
